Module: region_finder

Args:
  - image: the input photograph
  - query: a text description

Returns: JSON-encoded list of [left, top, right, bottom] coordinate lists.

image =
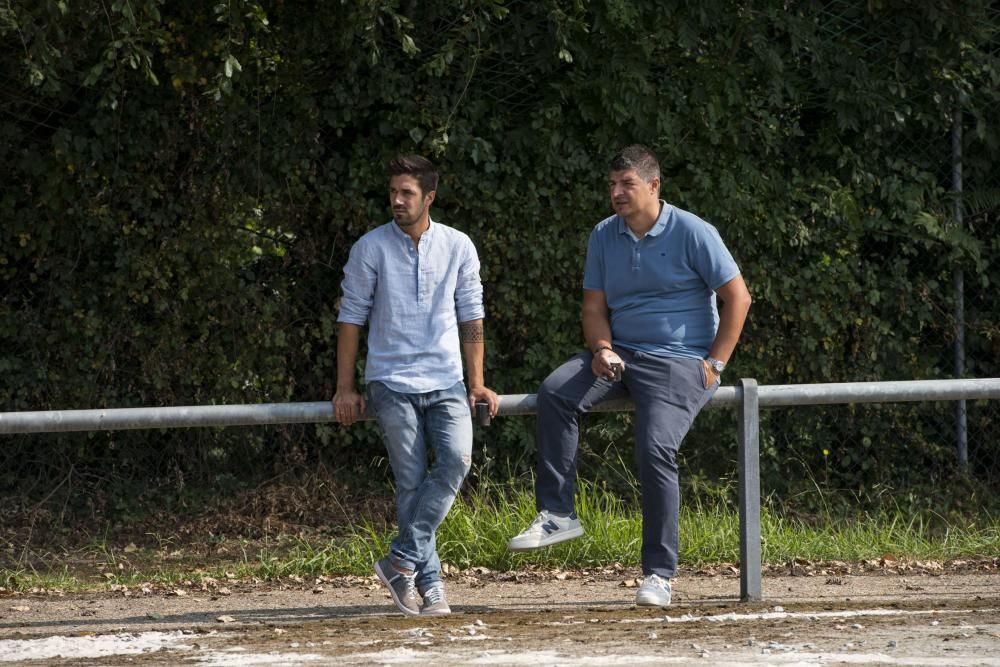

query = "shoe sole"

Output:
[[507, 526, 585, 552], [374, 561, 420, 617], [420, 607, 452, 616], [635, 593, 671, 607]]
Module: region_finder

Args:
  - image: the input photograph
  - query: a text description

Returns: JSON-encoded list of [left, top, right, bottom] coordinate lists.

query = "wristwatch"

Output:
[[706, 357, 726, 374]]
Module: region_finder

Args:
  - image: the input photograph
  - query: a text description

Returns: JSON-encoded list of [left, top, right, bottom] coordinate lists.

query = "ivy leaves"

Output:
[[1, 1, 997, 513]]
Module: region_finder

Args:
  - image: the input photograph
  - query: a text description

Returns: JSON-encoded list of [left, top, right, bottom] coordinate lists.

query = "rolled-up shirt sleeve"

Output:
[[337, 241, 376, 326], [454, 237, 485, 323]]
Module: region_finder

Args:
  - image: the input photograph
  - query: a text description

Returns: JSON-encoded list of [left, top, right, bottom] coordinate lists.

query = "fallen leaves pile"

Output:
[[0, 557, 995, 602]]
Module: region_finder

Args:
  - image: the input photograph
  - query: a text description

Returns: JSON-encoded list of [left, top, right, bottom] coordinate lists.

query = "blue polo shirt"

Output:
[[583, 202, 740, 359]]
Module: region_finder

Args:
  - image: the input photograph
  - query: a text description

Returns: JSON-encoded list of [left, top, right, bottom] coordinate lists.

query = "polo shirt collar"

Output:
[[616, 201, 670, 238]]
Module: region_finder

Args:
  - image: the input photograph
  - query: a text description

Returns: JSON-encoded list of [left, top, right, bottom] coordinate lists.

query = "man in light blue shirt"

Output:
[[334, 155, 499, 617], [509, 145, 752, 609]]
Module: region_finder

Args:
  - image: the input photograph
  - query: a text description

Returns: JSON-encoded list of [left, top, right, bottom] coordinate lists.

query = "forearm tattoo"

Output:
[[459, 320, 484, 343]]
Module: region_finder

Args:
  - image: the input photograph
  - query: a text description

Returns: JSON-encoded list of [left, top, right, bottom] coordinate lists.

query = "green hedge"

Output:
[[1, 1, 998, 519]]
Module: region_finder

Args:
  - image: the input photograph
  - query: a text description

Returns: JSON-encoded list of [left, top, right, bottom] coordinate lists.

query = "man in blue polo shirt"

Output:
[[335, 155, 499, 617], [508, 145, 751, 608]]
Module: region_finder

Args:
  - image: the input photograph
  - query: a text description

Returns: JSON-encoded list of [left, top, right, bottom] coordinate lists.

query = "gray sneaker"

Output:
[[635, 573, 672, 607], [420, 583, 451, 616], [374, 556, 420, 616]]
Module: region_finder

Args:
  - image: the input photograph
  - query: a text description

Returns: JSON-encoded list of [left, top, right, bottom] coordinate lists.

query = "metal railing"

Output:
[[3, 377, 999, 601]]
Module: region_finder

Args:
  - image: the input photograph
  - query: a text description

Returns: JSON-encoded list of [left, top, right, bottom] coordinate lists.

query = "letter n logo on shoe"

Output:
[[541, 520, 560, 535]]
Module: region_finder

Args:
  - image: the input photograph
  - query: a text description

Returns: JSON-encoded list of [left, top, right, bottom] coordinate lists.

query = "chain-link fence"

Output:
[[959, 2, 1000, 489], [740, 2, 1000, 512], [671, 4, 1000, 516]]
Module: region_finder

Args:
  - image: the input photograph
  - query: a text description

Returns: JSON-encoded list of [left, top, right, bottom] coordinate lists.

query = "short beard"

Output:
[[394, 202, 428, 227]]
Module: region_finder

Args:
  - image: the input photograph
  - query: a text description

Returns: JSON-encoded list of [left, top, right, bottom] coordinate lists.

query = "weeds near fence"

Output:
[[244, 480, 998, 579], [2, 479, 996, 591]]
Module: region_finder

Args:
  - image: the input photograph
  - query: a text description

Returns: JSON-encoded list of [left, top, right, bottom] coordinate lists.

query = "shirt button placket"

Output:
[[409, 241, 420, 304], [417, 242, 425, 304]]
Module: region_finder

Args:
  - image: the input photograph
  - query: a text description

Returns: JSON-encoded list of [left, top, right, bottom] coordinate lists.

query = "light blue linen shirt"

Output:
[[338, 219, 485, 393], [583, 201, 740, 359]]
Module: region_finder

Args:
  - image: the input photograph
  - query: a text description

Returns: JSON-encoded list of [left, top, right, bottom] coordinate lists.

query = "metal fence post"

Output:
[[952, 103, 968, 469], [738, 378, 762, 602]]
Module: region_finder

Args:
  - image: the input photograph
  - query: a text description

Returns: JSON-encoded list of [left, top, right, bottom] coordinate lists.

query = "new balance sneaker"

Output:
[[420, 583, 451, 616], [374, 556, 420, 616], [635, 573, 672, 607], [507, 510, 585, 551]]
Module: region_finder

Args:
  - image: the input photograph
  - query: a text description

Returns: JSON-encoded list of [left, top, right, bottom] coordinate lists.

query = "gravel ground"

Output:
[[1, 564, 998, 665]]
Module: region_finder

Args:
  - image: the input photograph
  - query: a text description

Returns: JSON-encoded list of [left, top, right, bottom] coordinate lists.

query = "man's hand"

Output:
[[332, 388, 366, 426], [591, 347, 624, 381], [701, 359, 720, 389], [468, 385, 500, 418]]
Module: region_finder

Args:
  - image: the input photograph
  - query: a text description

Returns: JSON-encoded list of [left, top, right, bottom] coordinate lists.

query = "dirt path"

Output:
[[1, 568, 999, 664]]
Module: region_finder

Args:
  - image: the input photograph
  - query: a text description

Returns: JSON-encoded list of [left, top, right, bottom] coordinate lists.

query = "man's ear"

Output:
[[425, 190, 437, 206]]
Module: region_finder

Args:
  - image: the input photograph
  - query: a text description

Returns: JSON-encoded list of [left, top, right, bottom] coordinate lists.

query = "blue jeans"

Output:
[[367, 380, 473, 593], [535, 349, 718, 578]]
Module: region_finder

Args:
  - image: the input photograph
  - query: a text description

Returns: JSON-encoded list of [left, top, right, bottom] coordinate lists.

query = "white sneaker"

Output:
[[635, 574, 672, 607], [507, 510, 584, 551]]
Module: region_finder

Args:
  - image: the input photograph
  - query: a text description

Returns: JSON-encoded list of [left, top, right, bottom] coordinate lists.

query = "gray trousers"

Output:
[[535, 347, 718, 578]]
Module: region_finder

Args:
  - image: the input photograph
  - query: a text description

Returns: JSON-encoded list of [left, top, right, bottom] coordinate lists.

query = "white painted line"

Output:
[[195, 647, 327, 665], [599, 606, 1000, 626], [0, 631, 192, 661]]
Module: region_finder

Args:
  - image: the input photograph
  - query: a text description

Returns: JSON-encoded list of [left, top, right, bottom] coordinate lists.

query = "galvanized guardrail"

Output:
[[3, 377, 999, 602]]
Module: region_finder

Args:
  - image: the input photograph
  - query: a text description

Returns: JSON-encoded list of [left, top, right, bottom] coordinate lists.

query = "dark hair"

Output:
[[387, 155, 439, 194], [609, 144, 660, 183]]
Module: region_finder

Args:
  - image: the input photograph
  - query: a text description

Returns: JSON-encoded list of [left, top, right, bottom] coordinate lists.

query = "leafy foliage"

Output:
[[1, 1, 998, 523]]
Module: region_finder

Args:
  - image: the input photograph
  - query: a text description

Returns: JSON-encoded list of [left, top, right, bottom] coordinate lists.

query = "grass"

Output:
[[236, 480, 1000, 576], [2, 480, 997, 592]]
